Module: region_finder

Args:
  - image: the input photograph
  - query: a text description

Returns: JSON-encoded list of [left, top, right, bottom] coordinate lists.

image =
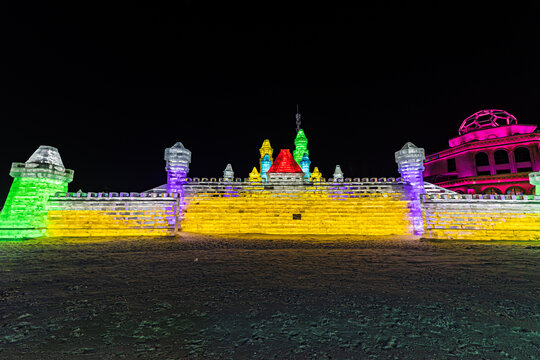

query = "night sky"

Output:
[[2, 2, 540, 201]]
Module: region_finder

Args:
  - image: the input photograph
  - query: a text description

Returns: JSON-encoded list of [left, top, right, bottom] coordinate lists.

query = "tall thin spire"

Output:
[[295, 104, 301, 133]]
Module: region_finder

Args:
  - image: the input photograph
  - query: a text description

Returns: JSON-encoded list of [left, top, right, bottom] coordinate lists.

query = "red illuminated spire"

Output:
[[267, 149, 304, 173]]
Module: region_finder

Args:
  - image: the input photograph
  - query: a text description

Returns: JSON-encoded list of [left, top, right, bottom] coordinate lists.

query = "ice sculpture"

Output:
[[267, 149, 304, 182], [310, 167, 322, 182], [249, 167, 261, 182], [260, 154, 272, 181], [529, 171, 540, 195], [395, 142, 425, 235], [333, 165, 344, 181], [293, 129, 309, 165], [223, 163, 234, 181], [259, 139, 273, 163], [164, 142, 191, 193], [300, 154, 311, 180], [0, 146, 74, 239]]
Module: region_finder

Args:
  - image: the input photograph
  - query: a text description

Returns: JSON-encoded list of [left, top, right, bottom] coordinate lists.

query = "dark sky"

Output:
[[2, 2, 540, 200]]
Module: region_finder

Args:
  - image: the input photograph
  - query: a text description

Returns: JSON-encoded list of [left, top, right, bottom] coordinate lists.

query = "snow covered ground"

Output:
[[1, 234, 539, 359]]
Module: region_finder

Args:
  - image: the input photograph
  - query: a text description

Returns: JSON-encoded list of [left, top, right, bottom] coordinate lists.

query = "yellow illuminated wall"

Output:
[[422, 195, 540, 240], [46, 196, 178, 237], [181, 188, 412, 235]]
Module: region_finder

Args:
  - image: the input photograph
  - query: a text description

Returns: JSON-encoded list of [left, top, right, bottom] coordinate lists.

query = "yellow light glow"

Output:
[[181, 189, 412, 235], [249, 167, 262, 182], [310, 167, 322, 182]]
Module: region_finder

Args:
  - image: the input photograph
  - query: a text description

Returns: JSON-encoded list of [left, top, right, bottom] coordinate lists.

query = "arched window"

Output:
[[455, 190, 464, 194], [514, 147, 531, 163], [483, 187, 502, 195], [505, 186, 525, 195], [475, 152, 489, 166], [494, 150, 509, 164]]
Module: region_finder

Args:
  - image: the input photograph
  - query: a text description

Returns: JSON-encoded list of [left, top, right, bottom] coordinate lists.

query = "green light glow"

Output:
[[0, 177, 68, 239], [293, 129, 309, 165]]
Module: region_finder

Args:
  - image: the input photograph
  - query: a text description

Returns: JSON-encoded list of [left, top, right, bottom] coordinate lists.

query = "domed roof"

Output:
[[458, 109, 517, 135]]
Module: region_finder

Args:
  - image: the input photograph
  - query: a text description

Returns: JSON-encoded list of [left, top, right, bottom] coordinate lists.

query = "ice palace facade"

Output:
[[2, 109, 540, 241]]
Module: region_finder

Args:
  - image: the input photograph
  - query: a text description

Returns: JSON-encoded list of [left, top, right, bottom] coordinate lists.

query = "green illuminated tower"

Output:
[[293, 129, 309, 165], [0, 146, 74, 239]]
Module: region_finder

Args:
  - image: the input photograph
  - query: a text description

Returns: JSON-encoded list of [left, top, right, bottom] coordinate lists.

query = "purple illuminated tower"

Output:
[[395, 142, 425, 235], [164, 142, 191, 193]]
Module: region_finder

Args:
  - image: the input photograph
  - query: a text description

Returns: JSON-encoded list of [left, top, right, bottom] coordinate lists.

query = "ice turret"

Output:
[[259, 139, 273, 164], [300, 154, 311, 180], [529, 172, 540, 195], [333, 165, 344, 181], [260, 154, 272, 181], [293, 129, 309, 165], [249, 167, 261, 182], [267, 149, 304, 183], [395, 142, 425, 235], [223, 163, 234, 181], [310, 167, 322, 182], [0, 146, 74, 239], [164, 142, 191, 193]]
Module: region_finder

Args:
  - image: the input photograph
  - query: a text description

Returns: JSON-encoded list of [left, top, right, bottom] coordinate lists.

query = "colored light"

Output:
[[300, 154, 311, 180], [261, 154, 272, 181], [310, 167, 322, 182], [181, 185, 412, 235], [0, 146, 73, 239], [459, 109, 517, 135], [165, 142, 191, 193], [249, 167, 261, 182], [395, 142, 425, 235], [268, 149, 303, 174], [259, 139, 273, 163], [293, 129, 309, 165]]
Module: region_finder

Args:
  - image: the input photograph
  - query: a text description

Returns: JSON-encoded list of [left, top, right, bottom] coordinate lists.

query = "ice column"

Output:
[[395, 142, 425, 235], [300, 154, 311, 180], [223, 164, 234, 181], [529, 172, 540, 195], [164, 142, 191, 193], [260, 154, 272, 181], [333, 165, 344, 181], [0, 146, 74, 239]]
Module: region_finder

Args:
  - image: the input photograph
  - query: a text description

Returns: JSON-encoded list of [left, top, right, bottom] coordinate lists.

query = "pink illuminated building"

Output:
[[423, 109, 540, 195]]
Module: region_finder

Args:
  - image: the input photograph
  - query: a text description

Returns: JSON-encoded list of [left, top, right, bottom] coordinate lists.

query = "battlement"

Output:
[[52, 192, 180, 200]]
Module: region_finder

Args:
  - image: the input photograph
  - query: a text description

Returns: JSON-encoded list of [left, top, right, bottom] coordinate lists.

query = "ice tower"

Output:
[[293, 129, 309, 165], [395, 142, 425, 235], [300, 154, 311, 180], [223, 164, 234, 181], [333, 165, 344, 181], [0, 146, 74, 239], [249, 167, 261, 182], [164, 142, 191, 193], [310, 167, 322, 182], [260, 154, 272, 181], [259, 139, 273, 164]]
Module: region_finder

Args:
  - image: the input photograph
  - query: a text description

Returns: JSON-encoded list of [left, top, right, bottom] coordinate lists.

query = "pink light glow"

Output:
[[424, 135, 540, 164], [458, 109, 518, 135], [449, 124, 537, 148]]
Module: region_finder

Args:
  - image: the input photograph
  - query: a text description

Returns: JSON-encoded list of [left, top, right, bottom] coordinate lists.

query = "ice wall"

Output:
[[422, 194, 540, 240]]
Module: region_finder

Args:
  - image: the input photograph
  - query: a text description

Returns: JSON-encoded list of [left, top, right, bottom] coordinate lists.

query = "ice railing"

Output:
[[422, 194, 540, 202], [52, 192, 180, 199]]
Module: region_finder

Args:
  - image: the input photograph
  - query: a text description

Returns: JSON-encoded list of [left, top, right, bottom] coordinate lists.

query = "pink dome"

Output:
[[458, 109, 517, 135]]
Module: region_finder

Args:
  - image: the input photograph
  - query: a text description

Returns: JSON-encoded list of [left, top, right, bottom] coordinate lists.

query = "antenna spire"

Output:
[[295, 104, 301, 133]]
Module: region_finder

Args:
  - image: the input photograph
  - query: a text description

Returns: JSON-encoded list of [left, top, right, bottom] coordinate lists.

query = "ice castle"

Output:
[[2, 109, 540, 241]]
